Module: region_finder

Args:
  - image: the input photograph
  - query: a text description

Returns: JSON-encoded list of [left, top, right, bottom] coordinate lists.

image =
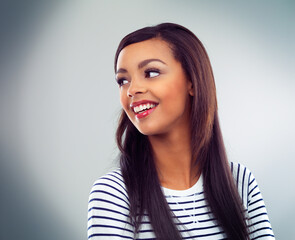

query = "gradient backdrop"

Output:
[[0, 1, 294, 239]]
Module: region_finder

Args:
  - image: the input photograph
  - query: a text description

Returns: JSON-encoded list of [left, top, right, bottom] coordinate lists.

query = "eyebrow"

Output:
[[138, 58, 166, 69], [116, 58, 166, 74]]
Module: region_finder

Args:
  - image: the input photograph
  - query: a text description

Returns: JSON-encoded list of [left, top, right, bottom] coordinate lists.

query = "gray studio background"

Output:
[[0, 1, 294, 239]]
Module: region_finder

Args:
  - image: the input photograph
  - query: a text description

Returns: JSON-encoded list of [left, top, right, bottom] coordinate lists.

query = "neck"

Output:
[[148, 126, 199, 190]]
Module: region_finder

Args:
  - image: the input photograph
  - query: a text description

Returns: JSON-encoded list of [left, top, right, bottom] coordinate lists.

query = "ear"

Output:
[[187, 81, 194, 96]]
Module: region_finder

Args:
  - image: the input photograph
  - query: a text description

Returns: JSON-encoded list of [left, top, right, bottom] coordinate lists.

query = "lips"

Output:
[[130, 100, 159, 119]]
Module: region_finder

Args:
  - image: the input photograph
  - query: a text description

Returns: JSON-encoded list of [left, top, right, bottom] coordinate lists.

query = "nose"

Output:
[[127, 79, 147, 98]]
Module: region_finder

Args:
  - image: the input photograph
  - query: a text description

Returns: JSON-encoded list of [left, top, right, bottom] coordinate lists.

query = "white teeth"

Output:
[[133, 103, 157, 113]]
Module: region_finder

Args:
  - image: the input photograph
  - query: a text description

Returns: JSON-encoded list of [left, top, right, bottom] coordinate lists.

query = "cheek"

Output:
[[161, 81, 188, 111], [119, 90, 128, 110], [120, 90, 134, 120]]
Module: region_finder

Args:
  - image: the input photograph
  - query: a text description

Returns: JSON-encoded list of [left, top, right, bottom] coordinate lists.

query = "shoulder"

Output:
[[230, 163, 275, 238], [88, 168, 129, 206], [230, 162, 256, 207], [230, 162, 257, 190], [88, 169, 135, 239], [230, 162, 254, 185]]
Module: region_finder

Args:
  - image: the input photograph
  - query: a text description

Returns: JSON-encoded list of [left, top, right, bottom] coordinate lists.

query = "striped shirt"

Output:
[[87, 162, 275, 239]]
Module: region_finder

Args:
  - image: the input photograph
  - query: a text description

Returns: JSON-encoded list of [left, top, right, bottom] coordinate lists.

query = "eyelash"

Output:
[[116, 78, 128, 87], [144, 68, 160, 78], [116, 68, 160, 87]]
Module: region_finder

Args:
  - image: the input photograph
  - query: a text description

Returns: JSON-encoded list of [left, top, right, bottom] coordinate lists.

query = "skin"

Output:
[[116, 38, 199, 190]]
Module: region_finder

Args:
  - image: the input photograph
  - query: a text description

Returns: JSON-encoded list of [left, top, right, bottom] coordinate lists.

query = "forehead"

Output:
[[116, 38, 175, 70]]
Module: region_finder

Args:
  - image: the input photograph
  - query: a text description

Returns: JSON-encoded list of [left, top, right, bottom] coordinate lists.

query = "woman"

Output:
[[88, 23, 274, 239]]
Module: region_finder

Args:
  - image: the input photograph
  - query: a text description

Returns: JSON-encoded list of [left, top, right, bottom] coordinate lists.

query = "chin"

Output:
[[135, 126, 156, 136], [139, 130, 160, 136], [128, 115, 166, 136], [134, 123, 166, 136]]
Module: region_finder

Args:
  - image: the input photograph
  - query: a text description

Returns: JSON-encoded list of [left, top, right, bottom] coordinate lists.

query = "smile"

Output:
[[133, 103, 156, 113], [130, 100, 159, 119]]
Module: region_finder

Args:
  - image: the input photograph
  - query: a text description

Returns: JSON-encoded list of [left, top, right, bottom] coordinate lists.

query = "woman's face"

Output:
[[116, 38, 193, 136]]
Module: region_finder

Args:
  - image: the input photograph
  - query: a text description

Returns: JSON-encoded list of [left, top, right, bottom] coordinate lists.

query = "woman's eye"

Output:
[[116, 78, 129, 87], [145, 69, 160, 78]]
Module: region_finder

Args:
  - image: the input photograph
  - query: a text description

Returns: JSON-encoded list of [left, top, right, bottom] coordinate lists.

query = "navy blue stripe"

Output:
[[92, 182, 129, 204], [248, 219, 270, 227], [88, 224, 133, 233], [89, 233, 133, 239], [230, 162, 233, 173], [138, 229, 156, 233], [248, 184, 258, 196], [180, 224, 219, 232], [183, 230, 225, 239], [126, 222, 221, 235], [99, 176, 128, 198], [88, 215, 133, 226], [249, 212, 268, 220], [107, 172, 126, 188], [248, 205, 265, 214], [88, 198, 129, 211], [198, 217, 216, 223], [249, 177, 255, 186], [175, 220, 192, 225], [139, 219, 193, 225], [88, 206, 130, 219], [135, 237, 156, 240], [252, 191, 260, 198], [90, 187, 130, 207], [112, 170, 123, 178], [247, 172, 252, 208], [136, 222, 219, 234], [242, 166, 246, 204], [248, 198, 263, 207], [250, 226, 273, 235], [252, 234, 275, 239], [236, 163, 240, 187]]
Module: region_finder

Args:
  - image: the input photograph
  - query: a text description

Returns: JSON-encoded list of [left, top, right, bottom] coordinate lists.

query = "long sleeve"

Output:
[[231, 162, 275, 239], [87, 170, 135, 239], [246, 172, 275, 239]]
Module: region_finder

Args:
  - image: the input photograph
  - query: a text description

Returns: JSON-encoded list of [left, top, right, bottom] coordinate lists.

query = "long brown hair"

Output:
[[115, 23, 249, 240]]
